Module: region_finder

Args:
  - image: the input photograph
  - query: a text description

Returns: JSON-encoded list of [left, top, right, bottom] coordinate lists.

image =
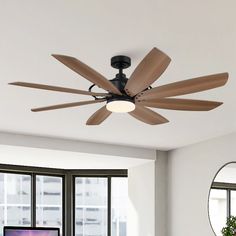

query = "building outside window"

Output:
[[111, 178, 128, 236], [75, 177, 107, 236], [36, 175, 63, 230], [0, 173, 31, 230], [74, 177, 128, 236]]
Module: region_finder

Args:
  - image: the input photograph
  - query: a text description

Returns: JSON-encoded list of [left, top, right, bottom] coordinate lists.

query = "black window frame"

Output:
[[0, 164, 128, 236]]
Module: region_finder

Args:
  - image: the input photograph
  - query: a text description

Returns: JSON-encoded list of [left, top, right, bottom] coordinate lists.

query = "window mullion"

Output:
[[62, 174, 66, 236], [108, 177, 111, 236], [227, 189, 231, 217], [31, 173, 36, 227], [65, 173, 73, 236]]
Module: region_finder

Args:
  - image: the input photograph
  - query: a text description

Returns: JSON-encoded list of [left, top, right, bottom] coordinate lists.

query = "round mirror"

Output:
[[209, 163, 236, 236]]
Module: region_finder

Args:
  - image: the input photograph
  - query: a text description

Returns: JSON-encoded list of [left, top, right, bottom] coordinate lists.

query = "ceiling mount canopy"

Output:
[[9, 47, 229, 125]]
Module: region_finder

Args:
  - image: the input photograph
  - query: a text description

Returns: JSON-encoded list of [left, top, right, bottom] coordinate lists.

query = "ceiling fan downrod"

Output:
[[110, 55, 131, 93]]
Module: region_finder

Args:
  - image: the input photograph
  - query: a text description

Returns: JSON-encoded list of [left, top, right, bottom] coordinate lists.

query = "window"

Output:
[[0, 173, 31, 236], [209, 182, 236, 236], [231, 190, 236, 215], [74, 176, 128, 236], [75, 178, 107, 236], [36, 175, 63, 231], [0, 170, 64, 236], [0, 166, 127, 236], [111, 178, 128, 236], [209, 189, 227, 236]]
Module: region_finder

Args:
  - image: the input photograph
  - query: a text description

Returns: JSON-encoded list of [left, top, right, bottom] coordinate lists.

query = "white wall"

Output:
[[128, 162, 155, 236], [168, 132, 236, 236]]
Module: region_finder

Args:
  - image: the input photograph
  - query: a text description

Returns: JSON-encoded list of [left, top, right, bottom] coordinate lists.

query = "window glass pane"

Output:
[[111, 178, 128, 236], [0, 206, 3, 227], [0, 175, 4, 204], [75, 177, 107, 236], [209, 189, 227, 236], [0, 173, 31, 236], [36, 175, 63, 233], [230, 190, 236, 215]]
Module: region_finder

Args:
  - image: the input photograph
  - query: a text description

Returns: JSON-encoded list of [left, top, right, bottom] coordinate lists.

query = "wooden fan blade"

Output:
[[137, 98, 223, 111], [125, 47, 171, 97], [52, 54, 122, 95], [31, 99, 105, 112], [129, 105, 169, 125], [9, 82, 109, 97], [86, 106, 111, 125], [137, 73, 228, 100]]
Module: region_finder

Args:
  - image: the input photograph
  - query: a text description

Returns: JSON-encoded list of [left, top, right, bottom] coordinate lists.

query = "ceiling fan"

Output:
[[9, 47, 228, 125]]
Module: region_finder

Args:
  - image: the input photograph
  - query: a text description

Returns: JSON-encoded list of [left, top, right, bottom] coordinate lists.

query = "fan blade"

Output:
[[86, 106, 111, 125], [9, 82, 109, 97], [52, 54, 122, 95], [129, 105, 169, 125], [137, 73, 228, 100], [137, 98, 223, 111], [31, 99, 105, 112], [124, 47, 171, 97]]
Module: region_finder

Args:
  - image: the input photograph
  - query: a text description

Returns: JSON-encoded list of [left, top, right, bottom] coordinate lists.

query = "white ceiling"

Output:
[[0, 0, 236, 150]]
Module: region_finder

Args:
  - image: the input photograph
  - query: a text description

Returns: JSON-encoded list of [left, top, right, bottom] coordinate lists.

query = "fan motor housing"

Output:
[[107, 95, 134, 103], [110, 74, 128, 93]]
